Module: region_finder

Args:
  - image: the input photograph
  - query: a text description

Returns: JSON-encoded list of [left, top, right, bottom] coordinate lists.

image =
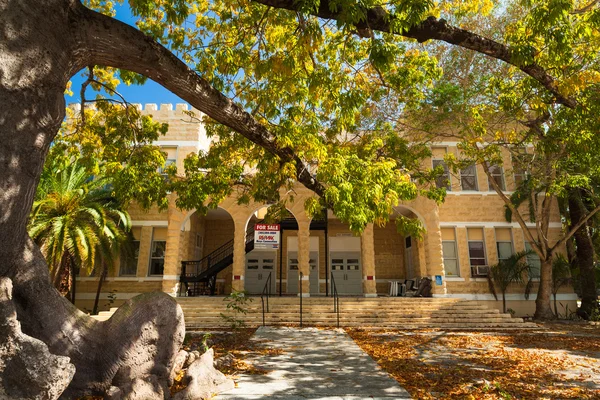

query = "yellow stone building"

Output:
[[75, 104, 577, 317]]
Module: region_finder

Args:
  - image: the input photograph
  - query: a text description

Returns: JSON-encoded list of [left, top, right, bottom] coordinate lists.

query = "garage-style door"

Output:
[[330, 252, 362, 294], [245, 251, 276, 294], [329, 236, 362, 295]]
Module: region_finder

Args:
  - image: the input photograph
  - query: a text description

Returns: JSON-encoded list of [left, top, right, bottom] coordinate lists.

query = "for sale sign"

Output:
[[254, 223, 280, 249]]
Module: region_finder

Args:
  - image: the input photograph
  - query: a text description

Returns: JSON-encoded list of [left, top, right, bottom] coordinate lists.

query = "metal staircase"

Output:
[[179, 221, 258, 296]]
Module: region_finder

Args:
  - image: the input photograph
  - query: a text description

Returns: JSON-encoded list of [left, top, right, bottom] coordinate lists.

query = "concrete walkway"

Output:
[[215, 326, 411, 400]]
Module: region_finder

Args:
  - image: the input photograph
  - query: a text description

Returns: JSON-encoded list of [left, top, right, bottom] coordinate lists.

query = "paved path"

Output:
[[216, 326, 411, 400]]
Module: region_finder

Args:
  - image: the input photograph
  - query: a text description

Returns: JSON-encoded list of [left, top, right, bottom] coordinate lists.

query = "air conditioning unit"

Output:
[[472, 266, 490, 276]]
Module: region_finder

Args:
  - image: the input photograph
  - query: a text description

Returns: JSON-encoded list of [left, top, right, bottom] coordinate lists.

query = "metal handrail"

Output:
[[260, 272, 272, 326], [181, 219, 263, 280], [331, 272, 340, 328], [299, 271, 303, 328]]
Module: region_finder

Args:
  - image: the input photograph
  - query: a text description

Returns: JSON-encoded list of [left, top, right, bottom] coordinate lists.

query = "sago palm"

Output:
[[28, 160, 130, 302]]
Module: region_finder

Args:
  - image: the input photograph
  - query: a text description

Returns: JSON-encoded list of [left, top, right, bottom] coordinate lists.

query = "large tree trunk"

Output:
[[1, 1, 185, 397], [534, 258, 555, 319], [568, 188, 599, 319]]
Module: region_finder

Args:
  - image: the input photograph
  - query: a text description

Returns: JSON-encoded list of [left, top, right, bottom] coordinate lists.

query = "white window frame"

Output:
[[467, 228, 488, 276], [149, 229, 166, 276], [159, 146, 178, 175], [487, 164, 506, 191], [525, 241, 541, 280], [119, 239, 140, 276], [495, 229, 514, 262], [442, 228, 460, 277], [460, 164, 479, 191], [433, 159, 452, 191]]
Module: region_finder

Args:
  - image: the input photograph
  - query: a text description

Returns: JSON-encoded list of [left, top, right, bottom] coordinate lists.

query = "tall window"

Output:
[[512, 147, 531, 188], [159, 147, 177, 175], [467, 228, 488, 276], [461, 164, 478, 191], [432, 147, 451, 190], [441, 228, 459, 276], [525, 241, 541, 279], [487, 164, 506, 191], [495, 228, 513, 262], [119, 227, 141, 276], [149, 228, 167, 275]]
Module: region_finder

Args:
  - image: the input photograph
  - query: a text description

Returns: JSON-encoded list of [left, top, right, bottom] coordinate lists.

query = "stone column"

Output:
[[297, 219, 311, 297], [361, 223, 377, 297], [136, 226, 153, 278], [162, 208, 186, 295], [424, 208, 447, 296], [231, 219, 248, 292]]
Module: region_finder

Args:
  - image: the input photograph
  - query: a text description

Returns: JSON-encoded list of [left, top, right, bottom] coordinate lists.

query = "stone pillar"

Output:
[[136, 226, 153, 278], [162, 208, 186, 295], [361, 223, 377, 297], [424, 208, 447, 296], [231, 219, 248, 292], [297, 219, 311, 297]]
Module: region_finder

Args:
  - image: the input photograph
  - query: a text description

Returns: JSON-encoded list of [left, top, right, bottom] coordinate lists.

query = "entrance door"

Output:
[[330, 252, 362, 295], [287, 251, 319, 294], [245, 252, 276, 294]]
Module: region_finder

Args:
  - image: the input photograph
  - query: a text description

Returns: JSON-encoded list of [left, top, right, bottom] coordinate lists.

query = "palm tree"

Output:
[[487, 251, 531, 313], [28, 159, 131, 303]]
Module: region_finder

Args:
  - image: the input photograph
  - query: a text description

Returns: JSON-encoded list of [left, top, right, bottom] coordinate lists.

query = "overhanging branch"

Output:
[[252, 0, 577, 108], [74, 3, 325, 198]]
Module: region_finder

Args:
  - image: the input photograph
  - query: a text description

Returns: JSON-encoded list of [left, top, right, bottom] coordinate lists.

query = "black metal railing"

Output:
[[331, 272, 340, 328], [179, 220, 262, 296], [299, 271, 303, 328], [260, 272, 272, 326]]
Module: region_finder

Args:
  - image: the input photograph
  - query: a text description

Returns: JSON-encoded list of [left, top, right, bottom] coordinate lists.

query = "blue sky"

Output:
[[65, 3, 187, 107]]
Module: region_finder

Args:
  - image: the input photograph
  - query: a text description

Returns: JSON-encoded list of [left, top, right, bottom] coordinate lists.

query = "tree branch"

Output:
[[481, 158, 546, 260], [74, 3, 325, 199], [252, 0, 577, 108], [552, 203, 600, 253]]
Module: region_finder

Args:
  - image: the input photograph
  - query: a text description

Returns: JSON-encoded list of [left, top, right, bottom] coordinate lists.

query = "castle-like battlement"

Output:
[[68, 103, 202, 115]]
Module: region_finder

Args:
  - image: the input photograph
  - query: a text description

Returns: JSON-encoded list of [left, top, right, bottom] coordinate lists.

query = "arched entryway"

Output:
[[372, 206, 426, 295], [179, 207, 235, 295]]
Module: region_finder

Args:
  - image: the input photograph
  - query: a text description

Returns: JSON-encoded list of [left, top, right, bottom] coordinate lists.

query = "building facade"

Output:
[[74, 104, 578, 316]]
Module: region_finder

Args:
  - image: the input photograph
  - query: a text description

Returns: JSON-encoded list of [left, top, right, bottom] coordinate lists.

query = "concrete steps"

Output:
[[90, 307, 119, 321], [177, 296, 539, 330]]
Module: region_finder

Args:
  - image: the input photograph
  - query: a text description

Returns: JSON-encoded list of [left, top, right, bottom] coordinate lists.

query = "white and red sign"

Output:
[[254, 224, 280, 249]]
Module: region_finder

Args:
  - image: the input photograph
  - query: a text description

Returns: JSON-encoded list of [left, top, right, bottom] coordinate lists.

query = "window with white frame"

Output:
[[525, 241, 541, 279], [461, 164, 478, 191], [149, 228, 167, 275], [512, 147, 531, 188], [487, 164, 506, 191], [467, 228, 488, 276], [432, 147, 451, 190], [159, 147, 177, 175], [495, 228, 513, 262], [441, 228, 459, 276], [119, 227, 141, 276]]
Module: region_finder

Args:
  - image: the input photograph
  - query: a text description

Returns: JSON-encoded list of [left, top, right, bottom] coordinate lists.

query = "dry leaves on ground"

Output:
[[347, 325, 600, 400]]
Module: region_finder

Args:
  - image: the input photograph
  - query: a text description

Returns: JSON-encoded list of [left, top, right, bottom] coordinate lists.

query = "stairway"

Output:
[[90, 307, 118, 321], [180, 221, 258, 296], [176, 296, 539, 330]]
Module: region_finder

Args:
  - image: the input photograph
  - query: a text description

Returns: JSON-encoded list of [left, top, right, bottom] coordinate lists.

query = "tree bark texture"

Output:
[[534, 258, 555, 319], [568, 188, 599, 319], [1, 1, 185, 397]]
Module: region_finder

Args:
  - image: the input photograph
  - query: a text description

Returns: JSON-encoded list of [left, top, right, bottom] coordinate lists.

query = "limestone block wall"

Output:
[[373, 223, 405, 280]]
